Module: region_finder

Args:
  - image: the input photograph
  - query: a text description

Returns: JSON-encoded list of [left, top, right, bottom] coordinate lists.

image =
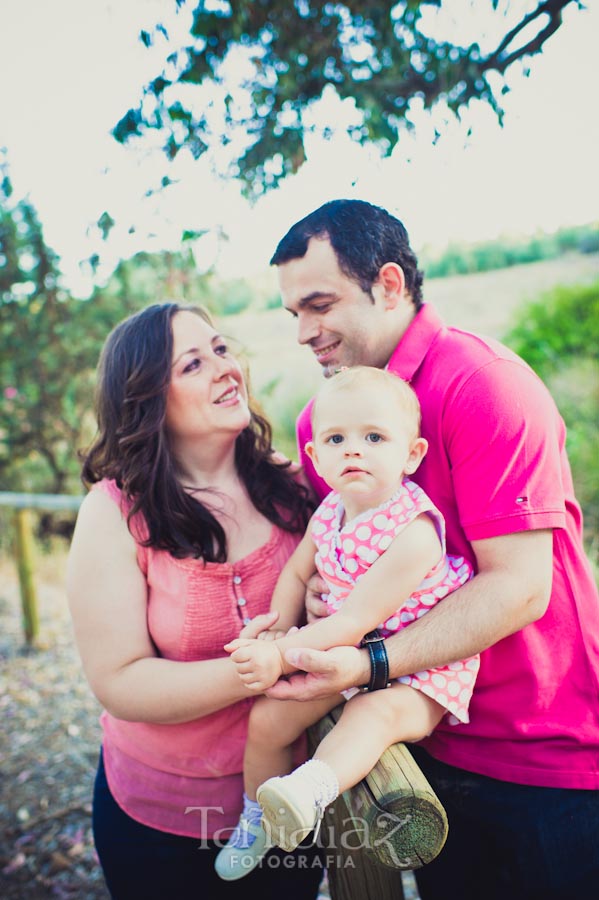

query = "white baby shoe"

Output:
[[257, 759, 339, 852]]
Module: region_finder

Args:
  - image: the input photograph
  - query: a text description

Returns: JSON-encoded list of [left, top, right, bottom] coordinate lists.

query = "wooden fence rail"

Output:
[[0, 492, 83, 645]]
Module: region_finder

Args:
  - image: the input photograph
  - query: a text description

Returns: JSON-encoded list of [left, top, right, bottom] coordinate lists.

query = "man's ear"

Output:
[[404, 437, 428, 475], [304, 441, 321, 475], [375, 262, 405, 310]]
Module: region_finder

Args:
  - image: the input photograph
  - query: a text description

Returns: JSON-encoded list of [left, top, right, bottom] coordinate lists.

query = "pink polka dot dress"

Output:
[[311, 478, 479, 724]]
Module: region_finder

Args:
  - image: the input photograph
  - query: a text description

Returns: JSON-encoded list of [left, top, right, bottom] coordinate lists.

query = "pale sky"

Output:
[[1, 0, 598, 297]]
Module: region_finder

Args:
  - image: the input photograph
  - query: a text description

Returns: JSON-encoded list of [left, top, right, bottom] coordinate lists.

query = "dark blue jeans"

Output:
[[409, 745, 599, 900], [92, 751, 325, 900]]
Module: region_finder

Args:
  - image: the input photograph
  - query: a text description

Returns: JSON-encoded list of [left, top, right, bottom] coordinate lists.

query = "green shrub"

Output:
[[504, 281, 599, 379]]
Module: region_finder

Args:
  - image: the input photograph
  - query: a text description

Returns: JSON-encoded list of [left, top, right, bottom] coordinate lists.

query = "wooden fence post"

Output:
[[1, 492, 83, 645], [13, 507, 39, 646]]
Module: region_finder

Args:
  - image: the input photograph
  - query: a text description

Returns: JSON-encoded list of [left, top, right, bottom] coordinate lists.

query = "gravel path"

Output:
[[0, 552, 107, 899]]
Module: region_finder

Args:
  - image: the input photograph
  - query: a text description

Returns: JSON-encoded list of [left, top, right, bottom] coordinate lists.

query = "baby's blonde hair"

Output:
[[311, 366, 422, 436]]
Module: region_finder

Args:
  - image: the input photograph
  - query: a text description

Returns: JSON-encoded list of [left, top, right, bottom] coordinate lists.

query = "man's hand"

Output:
[[305, 573, 331, 624], [265, 645, 368, 702], [224, 637, 284, 692]]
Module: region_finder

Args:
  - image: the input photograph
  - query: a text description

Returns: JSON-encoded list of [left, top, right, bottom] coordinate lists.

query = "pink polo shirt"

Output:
[[296, 304, 599, 788], [94, 479, 303, 837]]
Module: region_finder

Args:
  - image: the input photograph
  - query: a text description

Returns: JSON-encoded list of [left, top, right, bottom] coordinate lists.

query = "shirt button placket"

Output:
[[233, 573, 251, 625]]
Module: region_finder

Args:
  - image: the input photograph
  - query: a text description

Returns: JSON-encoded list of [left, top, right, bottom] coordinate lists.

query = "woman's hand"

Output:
[[257, 627, 300, 642], [305, 573, 331, 624], [238, 610, 280, 639]]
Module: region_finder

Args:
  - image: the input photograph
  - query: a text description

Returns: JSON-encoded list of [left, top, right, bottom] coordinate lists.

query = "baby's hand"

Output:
[[224, 637, 284, 691]]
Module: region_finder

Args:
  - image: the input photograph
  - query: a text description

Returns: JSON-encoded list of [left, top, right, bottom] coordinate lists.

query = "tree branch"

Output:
[[487, 0, 573, 72]]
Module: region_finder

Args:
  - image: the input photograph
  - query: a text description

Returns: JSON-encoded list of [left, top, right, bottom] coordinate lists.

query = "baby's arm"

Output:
[[228, 513, 443, 687], [267, 526, 319, 634], [271, 513, 443, 673], [224, 526, 319, 688]]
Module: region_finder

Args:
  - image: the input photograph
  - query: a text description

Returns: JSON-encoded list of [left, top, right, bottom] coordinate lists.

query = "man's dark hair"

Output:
[[270, 199, 424, 309]]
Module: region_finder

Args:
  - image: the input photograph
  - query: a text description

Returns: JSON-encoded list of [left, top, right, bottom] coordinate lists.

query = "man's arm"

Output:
[[266, 528, 553, 701]]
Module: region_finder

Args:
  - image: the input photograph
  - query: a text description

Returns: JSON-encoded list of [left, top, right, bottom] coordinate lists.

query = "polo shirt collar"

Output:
[[385, 303, 445, 382]]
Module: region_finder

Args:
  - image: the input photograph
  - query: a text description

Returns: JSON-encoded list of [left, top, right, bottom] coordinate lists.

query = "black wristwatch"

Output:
[[360, 630, 390, 691]]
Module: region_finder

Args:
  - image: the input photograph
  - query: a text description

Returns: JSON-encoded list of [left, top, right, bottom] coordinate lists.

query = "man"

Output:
[[265, 199, 599, 900]]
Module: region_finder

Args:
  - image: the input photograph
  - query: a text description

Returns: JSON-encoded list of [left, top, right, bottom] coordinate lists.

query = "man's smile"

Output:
[[313, 340, 341, 362]]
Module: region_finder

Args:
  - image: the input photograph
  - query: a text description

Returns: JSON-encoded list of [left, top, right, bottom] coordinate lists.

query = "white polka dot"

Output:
[[400, 611, 415, 624], [390, 504, 404, 516], [373, 513, 390, 530], [432, 673, 447, 689], [324, 562, 335, 576], [321, 507, 335, 520], [378, 534, 393, 550], [345, 559, 359, 574], [357, 546, 378, 563], [458, 670, 473, 684], [342, 538, 355, 554], [385, 616, 400, 631], [405, 597, 419, 609], [415, 670, 430, 681], [460, 688, 471, 704], [435, 692, 449, 707], [420, 593, 437, 606], [371, 533, 381, 545], [355, 525, 372, 541], [416, 608, 429, 619], [312, 521, 327, 535], [466, 658, 479, 671], [447, 681, 460, 697]]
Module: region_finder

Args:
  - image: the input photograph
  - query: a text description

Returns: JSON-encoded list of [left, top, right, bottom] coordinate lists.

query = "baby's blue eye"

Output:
[[366, 432, 383, 443], [328, 434, 344, 444]]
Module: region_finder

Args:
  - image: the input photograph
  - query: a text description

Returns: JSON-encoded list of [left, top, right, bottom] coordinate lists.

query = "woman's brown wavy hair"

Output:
[[81, 303, 314, 561]]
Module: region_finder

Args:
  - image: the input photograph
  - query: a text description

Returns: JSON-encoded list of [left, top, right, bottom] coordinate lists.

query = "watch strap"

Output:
[[360, 629, 390, 691]]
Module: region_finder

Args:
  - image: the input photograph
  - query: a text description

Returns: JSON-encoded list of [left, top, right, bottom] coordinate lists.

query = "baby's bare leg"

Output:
[[313, 684, 444, 794], [244, 694, 342, 798]]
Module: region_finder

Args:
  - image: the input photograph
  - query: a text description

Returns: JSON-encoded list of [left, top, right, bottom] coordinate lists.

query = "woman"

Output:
[[66, 303, 324, 899]]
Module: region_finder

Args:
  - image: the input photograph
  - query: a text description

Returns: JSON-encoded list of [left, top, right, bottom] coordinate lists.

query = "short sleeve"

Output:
[[445, 359, 567, 541]]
